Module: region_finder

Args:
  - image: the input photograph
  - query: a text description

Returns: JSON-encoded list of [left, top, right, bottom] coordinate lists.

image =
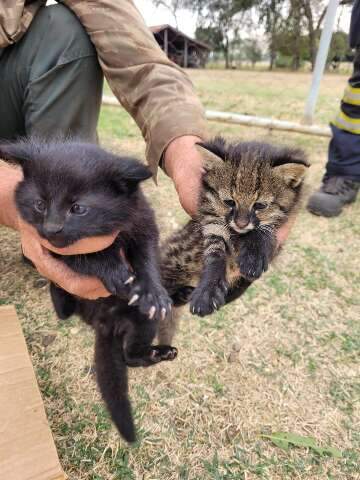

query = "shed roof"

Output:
[[150, 24, 211, 50]]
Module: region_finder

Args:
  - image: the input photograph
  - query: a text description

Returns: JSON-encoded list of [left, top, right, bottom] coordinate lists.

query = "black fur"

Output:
[[0, 138, 177, 442]]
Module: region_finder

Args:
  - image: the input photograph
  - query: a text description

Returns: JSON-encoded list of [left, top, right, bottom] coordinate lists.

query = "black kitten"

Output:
[[0, 138, 177, 442]]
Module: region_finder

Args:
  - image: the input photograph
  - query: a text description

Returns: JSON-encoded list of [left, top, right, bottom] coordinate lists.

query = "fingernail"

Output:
[[148, 306, 156, 319], [124, 276, 135, 285], [128, 294, 139, 306], [161, 307, 167, 320]]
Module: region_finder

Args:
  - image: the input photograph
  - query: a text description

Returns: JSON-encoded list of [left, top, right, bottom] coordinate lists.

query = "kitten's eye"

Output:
[[254, 202, 267, 210], [70, 204, 88, 215], [224, 199, 236, 209], [34, 199, 46, 213]]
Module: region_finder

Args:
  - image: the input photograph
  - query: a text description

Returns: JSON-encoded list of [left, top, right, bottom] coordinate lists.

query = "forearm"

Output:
[[0, 162, 22, 230], [62, 0, 208, 172]]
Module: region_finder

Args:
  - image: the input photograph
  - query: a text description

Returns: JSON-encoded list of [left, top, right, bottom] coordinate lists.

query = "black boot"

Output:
[[307, 176, 359, 217]]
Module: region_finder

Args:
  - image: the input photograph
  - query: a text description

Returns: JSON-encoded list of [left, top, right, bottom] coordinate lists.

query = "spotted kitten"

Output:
[[159, 137, 309, 343]]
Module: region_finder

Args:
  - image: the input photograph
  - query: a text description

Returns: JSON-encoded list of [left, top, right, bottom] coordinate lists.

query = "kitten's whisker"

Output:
[[258, 225, 275, 238]]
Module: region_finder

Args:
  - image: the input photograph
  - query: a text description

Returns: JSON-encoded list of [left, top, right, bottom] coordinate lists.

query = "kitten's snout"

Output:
[[235, 214, 250, 229], [43, 222, 64, 236]]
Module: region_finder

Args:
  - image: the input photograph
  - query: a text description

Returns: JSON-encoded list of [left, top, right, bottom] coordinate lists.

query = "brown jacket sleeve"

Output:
[[60, 0, 208, 174]]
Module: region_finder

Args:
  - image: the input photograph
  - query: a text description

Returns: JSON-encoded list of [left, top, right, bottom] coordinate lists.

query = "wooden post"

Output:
[[164, 28, 168, 56], [184, 38, 188, 68]]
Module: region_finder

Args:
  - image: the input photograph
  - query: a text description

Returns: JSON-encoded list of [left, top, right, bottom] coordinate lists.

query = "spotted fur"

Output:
[[159, 137, 309, 343]]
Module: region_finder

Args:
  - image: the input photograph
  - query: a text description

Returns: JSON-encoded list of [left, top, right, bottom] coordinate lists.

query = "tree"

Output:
[[328, 30, 351, 64], [259, 0, 286, 70], [287, 0, 304, 70], [195, 25, 224, 52], [243, 39, 262, 67], [300, 0, 327, 70], [192, 0, 257, 68]]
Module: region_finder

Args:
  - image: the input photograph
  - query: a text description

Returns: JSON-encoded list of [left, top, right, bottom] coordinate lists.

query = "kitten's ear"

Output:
[[272, 149, 309, 188], [0, 141, 33, 176], [195, 142, 225, 171], [112, 158, 152, 193]]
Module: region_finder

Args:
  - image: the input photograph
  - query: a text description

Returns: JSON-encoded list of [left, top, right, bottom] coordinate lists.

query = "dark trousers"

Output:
[[0, 4, 103, 141], [327, 4, 360, 182]]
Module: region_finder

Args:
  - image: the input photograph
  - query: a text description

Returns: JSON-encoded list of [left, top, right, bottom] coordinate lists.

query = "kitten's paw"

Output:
[[237, 251, 269, 280], [128, 282, 172, 321], [189, 279, 228, 317], [150, 345, 178, 362], [125, 345, 177, 367], [103, 265, 135, 297]]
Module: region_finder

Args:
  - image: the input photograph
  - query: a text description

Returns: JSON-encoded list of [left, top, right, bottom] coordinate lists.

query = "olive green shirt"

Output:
[[0, 0, 208, 173]]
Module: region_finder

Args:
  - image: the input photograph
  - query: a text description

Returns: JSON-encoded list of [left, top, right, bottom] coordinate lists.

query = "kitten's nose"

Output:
[[44, 223, 63, 235], [235, 215, 250, 229]]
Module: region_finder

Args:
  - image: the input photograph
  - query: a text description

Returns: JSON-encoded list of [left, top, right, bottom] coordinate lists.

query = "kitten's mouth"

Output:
[[43, 236, 72, 248], [230, 220, 254, 235]]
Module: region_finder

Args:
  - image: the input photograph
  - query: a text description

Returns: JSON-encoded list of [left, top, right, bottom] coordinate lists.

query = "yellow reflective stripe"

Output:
[[338, 110, 360, 124], [332, 117, 360, 134], [343, 85, 360, 106], [346, 85, 360, 95]]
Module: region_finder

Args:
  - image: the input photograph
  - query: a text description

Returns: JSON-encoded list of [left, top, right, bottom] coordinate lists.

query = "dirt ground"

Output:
[[0, 69, 359, 479]]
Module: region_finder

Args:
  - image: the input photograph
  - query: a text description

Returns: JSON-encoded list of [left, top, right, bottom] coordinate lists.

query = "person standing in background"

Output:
[[307, 0, 360, 216]]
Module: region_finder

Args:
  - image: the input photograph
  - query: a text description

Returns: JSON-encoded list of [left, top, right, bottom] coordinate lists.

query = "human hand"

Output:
[[19, 220, 112, 300], [276, 214, 296, 247], [164, 135, 205, 217]]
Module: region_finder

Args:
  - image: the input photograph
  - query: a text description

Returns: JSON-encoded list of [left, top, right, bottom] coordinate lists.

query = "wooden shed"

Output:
[[150, 24, 210, 68]]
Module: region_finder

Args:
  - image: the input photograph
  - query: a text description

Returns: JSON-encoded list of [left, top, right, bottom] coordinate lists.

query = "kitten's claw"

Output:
[[189, 278, 228, 317], [128, 282, 172, 321], [102, 264, 134, 297], [238, 252, 269, 281], [124, 276, 135, 285], [148, 305, 156, 320], [128, 294, 139, 306]]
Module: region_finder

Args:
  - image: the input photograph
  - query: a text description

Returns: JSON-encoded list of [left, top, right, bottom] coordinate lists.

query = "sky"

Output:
[[134, 0, 352, 39], [47, 0, 352, 40], [134, 0, 197, 36]]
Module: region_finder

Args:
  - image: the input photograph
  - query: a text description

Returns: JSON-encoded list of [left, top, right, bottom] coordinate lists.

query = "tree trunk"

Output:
[[290, 0, 302, 70], [224, 36, 230, 69], [269, 27, 277, 70], [302, 0, 316, 71], [269, 47, 276, 70]]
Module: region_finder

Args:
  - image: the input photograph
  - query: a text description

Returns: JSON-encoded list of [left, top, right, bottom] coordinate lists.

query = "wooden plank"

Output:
[[0, 306, 66, 480]]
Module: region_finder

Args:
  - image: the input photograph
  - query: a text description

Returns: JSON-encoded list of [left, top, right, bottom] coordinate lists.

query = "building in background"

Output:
[[150, 24, 210, 68]]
